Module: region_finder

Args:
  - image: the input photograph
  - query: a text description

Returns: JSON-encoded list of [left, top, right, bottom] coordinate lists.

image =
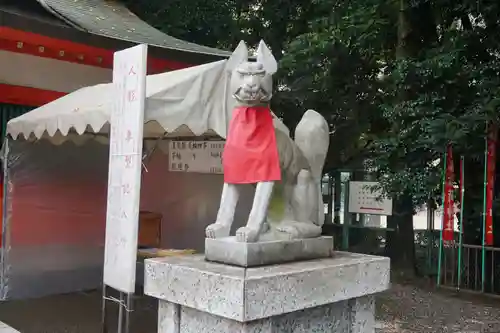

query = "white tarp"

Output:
[[0, 55, 289, 299], [1, 139, 253, 299], [6, 59, 288, 144]]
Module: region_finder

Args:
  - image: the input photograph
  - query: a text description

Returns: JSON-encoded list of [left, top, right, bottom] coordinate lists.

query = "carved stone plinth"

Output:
[[144, 252, 390, 333], [205, 236, 334, 267]]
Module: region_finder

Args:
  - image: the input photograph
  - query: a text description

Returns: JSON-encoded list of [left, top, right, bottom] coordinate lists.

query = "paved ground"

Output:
[[376, 284, 500, 332], [0, 291, 157, 333], [0, 284, 499, 332]]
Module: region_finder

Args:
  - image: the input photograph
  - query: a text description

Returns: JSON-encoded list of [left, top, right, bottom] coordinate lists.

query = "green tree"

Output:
[[122, 0, 320, 56], [372, 0, 500, 247], [122, 0, 243, 49], [278, 0, 500, 272], [123, 0, 500, 271], [277, 0, 396, 170]]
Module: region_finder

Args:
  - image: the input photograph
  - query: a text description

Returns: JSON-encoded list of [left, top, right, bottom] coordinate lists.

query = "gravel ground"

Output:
[[0, 284, 499, 332], [376, 284, 500, 332]]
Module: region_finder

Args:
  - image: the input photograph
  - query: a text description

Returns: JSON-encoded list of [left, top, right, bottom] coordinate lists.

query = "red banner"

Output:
[[458, 157, 464, 235], [458, 158, 463, 207], [443, 144, 455, 242], [485, 124, 498, 246]]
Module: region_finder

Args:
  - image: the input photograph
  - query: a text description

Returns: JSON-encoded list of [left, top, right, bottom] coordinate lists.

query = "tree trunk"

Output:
[[396, 0, 413, 58], [385, 0, 421, 276], [389, 194, 417, 276], [385, 215, 398, 259], [462, 157, 484, 245]]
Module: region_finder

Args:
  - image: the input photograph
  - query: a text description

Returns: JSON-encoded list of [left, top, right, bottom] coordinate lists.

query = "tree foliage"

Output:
[[122, 0, 242, 49], [371, 1, 500, 208], [124, 0, 500, 247], [277, 0, 396, 171]]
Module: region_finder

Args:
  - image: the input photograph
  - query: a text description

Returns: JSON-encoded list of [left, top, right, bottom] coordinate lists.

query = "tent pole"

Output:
[[117, 292, 125, 333], [125, 292, 133, 333], [0, 137, 9, 300], [101, 284, 108, 333]]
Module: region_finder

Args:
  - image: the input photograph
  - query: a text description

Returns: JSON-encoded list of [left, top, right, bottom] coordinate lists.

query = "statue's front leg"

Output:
[[206, 183, 239, 239], [236, 181, 274, 242]]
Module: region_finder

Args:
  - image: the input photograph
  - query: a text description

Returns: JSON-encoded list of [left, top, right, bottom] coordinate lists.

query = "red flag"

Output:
[[458, 157, 464, 235], [458, 158, 463, 206], [443, 144, 455, 242], [485, 124, 498, 246]]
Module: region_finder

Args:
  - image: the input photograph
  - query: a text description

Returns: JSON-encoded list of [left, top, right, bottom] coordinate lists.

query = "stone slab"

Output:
[[157, 296, 375, 333], [144, 252, 390, 322], [205, 236, 334, 267], [0, 321, 19, 333]]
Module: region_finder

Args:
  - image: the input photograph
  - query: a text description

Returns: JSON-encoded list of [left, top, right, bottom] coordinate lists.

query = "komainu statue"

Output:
[[205, 40, 329, 242]]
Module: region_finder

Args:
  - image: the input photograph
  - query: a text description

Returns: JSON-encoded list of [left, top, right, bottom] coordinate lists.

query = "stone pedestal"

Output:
[[144, 252, 390, 333], [205, 236, 334, 267]]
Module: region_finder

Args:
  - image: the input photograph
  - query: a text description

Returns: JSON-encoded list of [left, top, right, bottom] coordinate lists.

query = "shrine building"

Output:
[[0, 0, 230, 135], [0, 0, 231, 242]]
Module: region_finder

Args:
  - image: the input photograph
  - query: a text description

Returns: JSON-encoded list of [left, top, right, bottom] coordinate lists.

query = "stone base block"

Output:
[[204, 236, 334, 267], [158, 296, 375, 333], [145, 252, 390, 333], [0, 321, 19, 333]]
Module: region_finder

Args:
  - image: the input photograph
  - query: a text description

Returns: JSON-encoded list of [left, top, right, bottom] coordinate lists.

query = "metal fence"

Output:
[[322, 223, 391, 256], [323, 224, 437, 269], [320, 171, 500, 297], [439, 243, 500, 295], [323, 224, 500, 296]]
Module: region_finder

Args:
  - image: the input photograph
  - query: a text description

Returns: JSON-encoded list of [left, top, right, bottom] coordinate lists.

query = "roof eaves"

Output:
[[35, 0, 232, 58]]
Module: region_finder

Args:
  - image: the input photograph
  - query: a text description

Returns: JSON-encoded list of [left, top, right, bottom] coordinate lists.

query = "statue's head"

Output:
[[227, 40, 277, 106]]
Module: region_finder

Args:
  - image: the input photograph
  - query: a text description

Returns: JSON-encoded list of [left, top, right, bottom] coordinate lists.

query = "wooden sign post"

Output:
[[102, 44, 147, 333]]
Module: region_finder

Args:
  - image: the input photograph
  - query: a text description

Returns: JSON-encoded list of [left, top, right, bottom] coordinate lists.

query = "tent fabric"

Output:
[[1, 139, 254, 300], [6, 59, 289, 144], [1, 56, 291, 299]]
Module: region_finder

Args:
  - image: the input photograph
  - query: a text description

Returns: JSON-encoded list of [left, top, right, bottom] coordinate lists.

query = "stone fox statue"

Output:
[[205, 40, 330, 242]]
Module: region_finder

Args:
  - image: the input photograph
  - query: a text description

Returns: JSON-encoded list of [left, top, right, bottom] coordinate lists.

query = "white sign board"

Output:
[[169, 141, 224, 174], [103, 44, 147, 293], [348, 181, 393, 216]]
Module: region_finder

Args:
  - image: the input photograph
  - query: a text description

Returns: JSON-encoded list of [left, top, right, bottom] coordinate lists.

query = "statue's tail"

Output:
[[294, 109, 330, 226]]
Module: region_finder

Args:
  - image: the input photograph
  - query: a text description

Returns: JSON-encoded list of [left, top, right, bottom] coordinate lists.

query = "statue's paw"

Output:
[[236, 226, 259, 243], [276, 221, 322, 239], [205, 223, 230, 239], [276, 224, 299, 239]]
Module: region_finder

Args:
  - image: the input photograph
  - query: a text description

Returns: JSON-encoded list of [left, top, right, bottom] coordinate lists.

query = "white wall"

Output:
[[0, 50, 112, 93]]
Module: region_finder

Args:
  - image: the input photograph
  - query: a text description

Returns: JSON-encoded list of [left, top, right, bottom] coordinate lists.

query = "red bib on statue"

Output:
[[223, 106, 281, 184]]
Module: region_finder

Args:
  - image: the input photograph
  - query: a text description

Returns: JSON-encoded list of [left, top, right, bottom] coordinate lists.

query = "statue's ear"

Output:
[[256, 40, 277, 74], [226, 40, 248, 72]]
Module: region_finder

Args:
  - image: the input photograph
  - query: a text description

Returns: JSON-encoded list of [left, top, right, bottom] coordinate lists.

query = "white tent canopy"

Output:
[[6, 59, 289, 145], [3, 56, 289, 299]]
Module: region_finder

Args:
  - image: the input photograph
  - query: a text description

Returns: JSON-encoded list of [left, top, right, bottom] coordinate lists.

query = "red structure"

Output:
[[0, 0, 229, 108], [0, 0, 230, 246]]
